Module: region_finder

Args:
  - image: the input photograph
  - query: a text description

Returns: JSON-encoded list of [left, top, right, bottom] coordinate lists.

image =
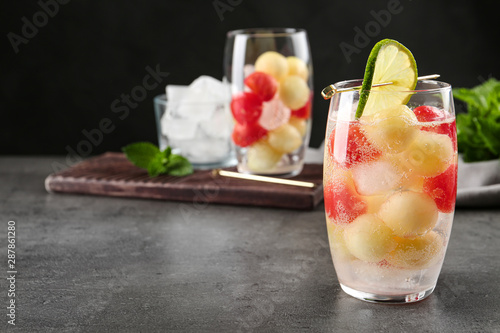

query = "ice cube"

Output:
[[161, 116, 197, 140], [177, 76, 231, 121], [352, 159, 401, 196], [198, 104, 233, 138], [258, 96, 291, 131], [189, 75, 230, 101], [182, 137, 232, 163], [244, 64, 255, 78], [166, 85, 188, 102], [174, 101, 216, 121]]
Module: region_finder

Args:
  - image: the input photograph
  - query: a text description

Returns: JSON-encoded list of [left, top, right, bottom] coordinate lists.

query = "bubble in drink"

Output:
[[386, 231, 443, 269], [328, 122, 382, 169], [324, 178, 367, 225], [351, 159, 401, 196]]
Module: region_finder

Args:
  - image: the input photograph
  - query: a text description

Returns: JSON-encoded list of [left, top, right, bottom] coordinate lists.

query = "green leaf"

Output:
[[147, 153, 168, 177], [453, 78, 500, 113], [122, 142, 160, 169], [122, 142, 193, 177], [163, 146, 172, 159], [462, 146, 496, 163], [165, 154, 193, 176], [476, 117, 500, 155], [453, 78, 500, 162]]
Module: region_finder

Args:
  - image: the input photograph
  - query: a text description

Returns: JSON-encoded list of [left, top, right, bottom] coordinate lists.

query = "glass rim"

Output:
[[226, 27, 307, 38], [333, 78, 452, 94]]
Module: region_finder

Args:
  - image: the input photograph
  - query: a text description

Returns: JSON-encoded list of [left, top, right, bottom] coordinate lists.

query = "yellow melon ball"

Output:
[[247, 141, 282, 172], [363, 194, 387, 214], [363, 105, 419, 153], [401, 173, 425, 192], [403, 131, 453, 177], [288, 116, 307, 137], [286, 56, 309, 81], [386, 231, 443, 269], [279, 75, 310, 110], [326, 221, 353, 261], [378, 191, 438, 238], [344, 214, 397, 262], [254, 51, 289, 81], [267, 123, 302, 154]]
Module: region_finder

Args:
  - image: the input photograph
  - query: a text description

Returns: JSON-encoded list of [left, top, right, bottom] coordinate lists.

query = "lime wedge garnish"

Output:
[[355, 39, 418, 119]]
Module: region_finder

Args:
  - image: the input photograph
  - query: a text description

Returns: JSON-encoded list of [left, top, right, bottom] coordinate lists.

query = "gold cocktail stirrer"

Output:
[[321, 74, 441, 100], [213, 169, 316, 188]]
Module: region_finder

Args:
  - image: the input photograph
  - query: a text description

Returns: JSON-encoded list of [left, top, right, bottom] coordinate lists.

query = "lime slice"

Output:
[[355, 39, 417, 118]]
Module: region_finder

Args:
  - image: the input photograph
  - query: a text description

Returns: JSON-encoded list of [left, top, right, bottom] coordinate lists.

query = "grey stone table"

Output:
[[1, 156, 499, 332]]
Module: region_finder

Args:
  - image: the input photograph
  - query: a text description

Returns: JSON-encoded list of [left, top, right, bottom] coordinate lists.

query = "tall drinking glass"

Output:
[[224, 28, 313, 177], [324, 79, 457, 303]]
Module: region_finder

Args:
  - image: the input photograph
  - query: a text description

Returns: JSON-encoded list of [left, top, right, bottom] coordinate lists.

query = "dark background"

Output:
[[1, 0, 498, 157]]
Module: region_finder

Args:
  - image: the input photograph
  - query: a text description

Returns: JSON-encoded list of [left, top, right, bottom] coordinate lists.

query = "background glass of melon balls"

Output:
[[224, 28, 314, 177]]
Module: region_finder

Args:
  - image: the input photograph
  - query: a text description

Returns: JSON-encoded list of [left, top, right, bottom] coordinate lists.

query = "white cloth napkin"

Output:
[[457, 156, 500, 207], [305, 145, 500, 208]]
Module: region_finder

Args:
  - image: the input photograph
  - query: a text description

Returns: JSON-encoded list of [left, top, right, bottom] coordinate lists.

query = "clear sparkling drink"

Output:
[[323, 79, 457, 303]]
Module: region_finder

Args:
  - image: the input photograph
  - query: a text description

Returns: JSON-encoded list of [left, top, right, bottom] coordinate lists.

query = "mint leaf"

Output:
[[453, 78, 500, 162], [166, 154, 193, 176], [163, 146, 172, 159], [476, 117, 500, 155], [147, 150, 168, 177], [122, 142, 193, 177], [122, 142, 160, 169]]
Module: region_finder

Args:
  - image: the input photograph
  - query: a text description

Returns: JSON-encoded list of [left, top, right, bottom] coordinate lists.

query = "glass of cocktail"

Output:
[[323, 39, 457, 303]]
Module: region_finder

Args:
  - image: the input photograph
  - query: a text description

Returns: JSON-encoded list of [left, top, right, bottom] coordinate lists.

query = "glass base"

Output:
[[236, 164, 303, 178], [192, 156, 237, 170], [235, 144, 307, 178], [340, 283, 435, 304]]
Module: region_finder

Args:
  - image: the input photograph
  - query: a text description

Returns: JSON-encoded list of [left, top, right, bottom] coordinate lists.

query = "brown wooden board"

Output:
[[45, 152, 324, 210]]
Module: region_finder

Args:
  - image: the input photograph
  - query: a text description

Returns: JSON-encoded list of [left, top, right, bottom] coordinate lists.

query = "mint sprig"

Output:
[[122, 142, 193, 177], [453, 78, 500, 162]]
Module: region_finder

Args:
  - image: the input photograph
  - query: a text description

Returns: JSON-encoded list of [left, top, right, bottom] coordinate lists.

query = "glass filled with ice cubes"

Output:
[[154, 76, 236, 169], [324, 79, 457, 303], [223, 28, 313, 177]]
